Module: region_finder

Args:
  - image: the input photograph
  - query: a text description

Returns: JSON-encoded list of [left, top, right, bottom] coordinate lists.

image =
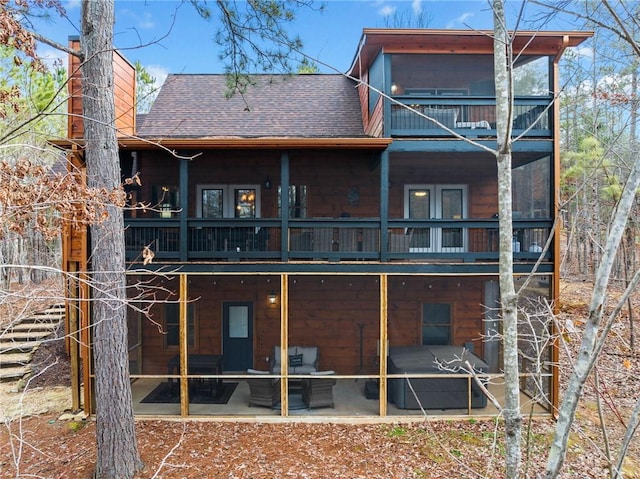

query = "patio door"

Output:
[[405, 184, 467, 253], [222, 302, 253, 372]]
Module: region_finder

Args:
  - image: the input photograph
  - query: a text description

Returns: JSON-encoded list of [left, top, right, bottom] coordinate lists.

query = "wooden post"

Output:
[[551, 56, 561, 418], [79, 270, 92, 414], [379, 273, 388, 416], [179, 274, 189, 416], [68, 262, 81, 410], [280, 273, 288, 415]]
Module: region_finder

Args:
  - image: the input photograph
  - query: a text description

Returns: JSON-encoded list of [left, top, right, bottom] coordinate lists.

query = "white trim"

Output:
[[196, 184, 261, 218], [403, 184, 468, 253]]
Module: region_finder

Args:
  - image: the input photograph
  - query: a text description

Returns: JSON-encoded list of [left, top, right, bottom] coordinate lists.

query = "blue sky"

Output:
[[34, 1, 583, 84]]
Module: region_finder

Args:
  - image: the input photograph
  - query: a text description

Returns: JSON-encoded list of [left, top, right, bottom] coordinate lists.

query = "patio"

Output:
[[130, 376, 550, 420]]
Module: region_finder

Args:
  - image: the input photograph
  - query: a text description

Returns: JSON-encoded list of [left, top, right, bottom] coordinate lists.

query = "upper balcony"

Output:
[[124, 217, 552, 268], [121, 148, 554, 272], [389, 97, 551, 138], [367, 53, 554, 139]]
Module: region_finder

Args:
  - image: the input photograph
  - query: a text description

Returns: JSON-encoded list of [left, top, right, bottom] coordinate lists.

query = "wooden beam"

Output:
[[280, 273, 288, 415], [551, 58, 561, 418], [379, 274, 388, 417], [179, 274, 188, 416], [68, 262, 81, 411], [79, 270, 92, 414], [50, 137, 393, 151]]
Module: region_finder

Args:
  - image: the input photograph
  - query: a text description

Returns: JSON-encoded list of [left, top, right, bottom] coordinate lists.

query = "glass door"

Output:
[[405, 184, 467, 253], [438, 186, 466, 253]]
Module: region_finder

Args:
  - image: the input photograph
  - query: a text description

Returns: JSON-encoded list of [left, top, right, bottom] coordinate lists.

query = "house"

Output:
[[58, 29, 591, 419]]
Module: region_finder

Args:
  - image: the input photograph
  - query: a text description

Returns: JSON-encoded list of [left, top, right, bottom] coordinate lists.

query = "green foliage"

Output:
[[68, 421, 85, 432], [297, 57, 319, 73], [387, 425, 407, 437], [0, 45, 66, 142], [190, 0, 322, 94], [134, 60, 159, 114]]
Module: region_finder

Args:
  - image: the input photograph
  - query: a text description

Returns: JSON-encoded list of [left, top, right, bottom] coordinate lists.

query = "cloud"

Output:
[[412, 0, 422, 15], [37, 46, 66, 72], [446, 11, 474, 29], [138, 12, 155, 30], [144, 65, 169, 89], [117, 7, 155, 30], [378, 5, 396, 17], [570, 46, 593, 59]]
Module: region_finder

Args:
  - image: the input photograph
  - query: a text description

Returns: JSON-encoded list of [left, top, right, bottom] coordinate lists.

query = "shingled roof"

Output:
[[137, 74, 367, 139]]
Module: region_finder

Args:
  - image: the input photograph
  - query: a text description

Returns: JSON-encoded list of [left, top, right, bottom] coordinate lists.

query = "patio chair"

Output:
[[302, 371, 336, 409], [247, 369, 281, 408]]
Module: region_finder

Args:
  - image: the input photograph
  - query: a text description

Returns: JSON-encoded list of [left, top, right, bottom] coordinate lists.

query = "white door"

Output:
[[405, 184, 467, 253]]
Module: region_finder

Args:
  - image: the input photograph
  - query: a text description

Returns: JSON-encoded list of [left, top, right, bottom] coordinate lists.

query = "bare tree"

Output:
[[80, 1, 143, 477], [492, 1, 522, 476]]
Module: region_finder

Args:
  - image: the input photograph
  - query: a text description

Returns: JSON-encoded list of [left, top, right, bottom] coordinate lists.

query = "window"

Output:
[[404, 184, 467, 252], [196, 184, 261, 218], [422, 303, 451, 345], [164, 302, 196, 349], [278, 185, 307, 218], [153, 185, 179, 218]]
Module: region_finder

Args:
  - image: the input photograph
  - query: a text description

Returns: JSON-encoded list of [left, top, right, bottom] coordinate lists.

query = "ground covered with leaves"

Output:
[[1, 279, 640, 478]]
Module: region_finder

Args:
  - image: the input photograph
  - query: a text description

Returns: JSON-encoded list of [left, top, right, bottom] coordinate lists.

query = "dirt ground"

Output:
[[1, 279, 640, 478]]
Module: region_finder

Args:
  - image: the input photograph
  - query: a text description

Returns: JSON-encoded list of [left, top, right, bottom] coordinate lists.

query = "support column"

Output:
[[380, 151, 390, 261], [179, 159, 189, 261], [280, 273, 289, 415], [179, 274, 189, 416], [280, 152, 290, 261], [379, 273, 388, 416]]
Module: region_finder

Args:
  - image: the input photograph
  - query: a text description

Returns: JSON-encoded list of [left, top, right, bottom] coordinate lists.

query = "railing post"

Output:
[[279, 152, 290, 261], [380, 151, 389, 261], [179, 159, 188, 261]]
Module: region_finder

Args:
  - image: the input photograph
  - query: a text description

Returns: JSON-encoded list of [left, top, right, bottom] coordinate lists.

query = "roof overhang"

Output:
[[347, 29, 593, 77], [50, 137, 393, 151]]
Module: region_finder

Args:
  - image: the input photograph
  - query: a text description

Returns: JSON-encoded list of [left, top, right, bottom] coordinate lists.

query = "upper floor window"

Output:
[[196, 184, 261, 218]]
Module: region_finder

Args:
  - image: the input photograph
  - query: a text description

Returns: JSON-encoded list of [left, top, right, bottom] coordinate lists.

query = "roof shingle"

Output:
[[137, 74, 367, 139]]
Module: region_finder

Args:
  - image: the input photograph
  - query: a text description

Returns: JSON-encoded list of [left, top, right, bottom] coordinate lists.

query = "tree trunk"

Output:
[[493, 1, 522, 477], [545, 117, 640, 479], [80, 1, 143, 477]]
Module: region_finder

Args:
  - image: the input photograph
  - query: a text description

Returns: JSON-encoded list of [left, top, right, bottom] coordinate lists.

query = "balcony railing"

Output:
[[390, 96, 551, 137], [124, 218, 552, 263]]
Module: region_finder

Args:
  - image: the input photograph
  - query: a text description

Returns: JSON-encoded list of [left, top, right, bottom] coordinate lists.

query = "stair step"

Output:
[[0, 341, 42, 354], [22, 313, 65, 322], [0, 366, 30, 381], [0, 352, 33, 367], [44, 304, 65, 311], [2, 331, 54, 342], [9, 322, 59, 332]]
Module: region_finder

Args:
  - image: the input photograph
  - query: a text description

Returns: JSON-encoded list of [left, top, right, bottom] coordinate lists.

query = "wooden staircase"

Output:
[[0, 304, 65, 382]]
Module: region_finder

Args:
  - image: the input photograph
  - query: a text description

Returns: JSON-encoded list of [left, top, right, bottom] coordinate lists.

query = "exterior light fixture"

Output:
[[268, 291, 277, 304]]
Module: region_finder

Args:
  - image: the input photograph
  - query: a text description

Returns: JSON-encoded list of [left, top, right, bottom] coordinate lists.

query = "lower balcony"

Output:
[[124, 217, 552, 264]]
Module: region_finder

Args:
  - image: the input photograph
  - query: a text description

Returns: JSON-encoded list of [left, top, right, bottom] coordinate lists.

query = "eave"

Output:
[[50, 137, 393, 151], [347, 29, 594, 77]]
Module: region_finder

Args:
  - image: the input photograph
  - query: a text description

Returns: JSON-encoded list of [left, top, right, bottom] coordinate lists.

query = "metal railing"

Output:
[[124, 217, 552, 263], [390, 96, 551, 137]]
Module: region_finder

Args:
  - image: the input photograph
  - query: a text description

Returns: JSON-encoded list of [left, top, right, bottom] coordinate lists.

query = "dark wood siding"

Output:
[[136, 275, 489, 375]]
